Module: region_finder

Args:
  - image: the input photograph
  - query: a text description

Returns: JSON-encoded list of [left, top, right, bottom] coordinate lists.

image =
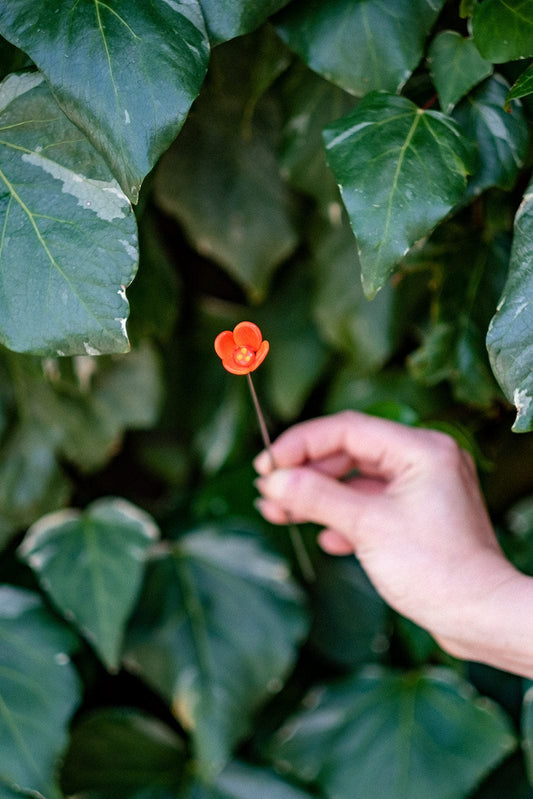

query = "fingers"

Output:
[[255, 466, 379, 543], [254, 410, 465, 485], [318, 529, 356, 555]]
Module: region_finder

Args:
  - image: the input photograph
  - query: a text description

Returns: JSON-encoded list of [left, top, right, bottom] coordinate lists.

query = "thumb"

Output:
[[255, 466, 377, 543]]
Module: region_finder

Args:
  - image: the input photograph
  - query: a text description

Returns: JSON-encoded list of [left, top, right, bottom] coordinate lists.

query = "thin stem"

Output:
[[247, 374, 315, 583]]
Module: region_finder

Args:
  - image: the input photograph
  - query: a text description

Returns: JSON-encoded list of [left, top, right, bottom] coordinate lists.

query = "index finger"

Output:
[[253, 410, 453, 481]]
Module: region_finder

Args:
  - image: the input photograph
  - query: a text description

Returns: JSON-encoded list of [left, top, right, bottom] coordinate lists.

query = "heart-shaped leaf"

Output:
[[19, 498, 160, 671], [0, 586, 81, 799], [0, 0, 210, 202], [323, 92, 475, 297], [275, 0, 445, 96], [0, 71, 138, 356], [472, 0, 533, 62], [188, 761, 315, 799], [267, 667, 516, 799], [428, 31, 492, 113], [487, 181, 533, 432], [124, 527, 309, 776]]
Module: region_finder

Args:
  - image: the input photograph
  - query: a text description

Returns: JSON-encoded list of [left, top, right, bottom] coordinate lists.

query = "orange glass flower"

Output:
[[214, 321, 269, 375]]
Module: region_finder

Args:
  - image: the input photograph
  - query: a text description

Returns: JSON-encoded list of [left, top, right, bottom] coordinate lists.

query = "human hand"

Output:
[[254, 411, 531, 673]]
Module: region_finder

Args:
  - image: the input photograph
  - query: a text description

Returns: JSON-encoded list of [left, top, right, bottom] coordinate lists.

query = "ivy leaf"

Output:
[[453, 76, 528, 199], [61, 708, 186, 797], [472, 0, 533, 63], [199, 0, 291, 45], [506, 62, 533, 108], [0, 0, 210, 202], [188, 761, 315, 799], [0, 421, 71, 550], [487, 182, 533, 433], [124, 527, 309, 776], [267, 667, 516, 799], [154, 36, 297, 301], [19, 498, 160, 671], [275, 0, 445, 96], [0, 586, 81, 799], [0, 72, 138, 356], [323, 93, 475, 297], [428, 31, 493, 113]]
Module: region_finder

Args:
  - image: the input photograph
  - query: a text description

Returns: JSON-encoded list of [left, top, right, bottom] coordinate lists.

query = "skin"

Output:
[[254, 410, 533, 678]]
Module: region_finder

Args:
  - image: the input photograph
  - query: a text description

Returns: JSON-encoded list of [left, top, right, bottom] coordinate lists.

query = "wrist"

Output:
[[436, 561, 533, 678]]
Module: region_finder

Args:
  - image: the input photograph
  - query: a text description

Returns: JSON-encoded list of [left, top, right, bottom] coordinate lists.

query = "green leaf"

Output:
[[453, 76, 528, 199], [0, 586, 81, 799], [19, 498, 160, 671], [323, 93, 475, 297], [487, 182, 533, 432], [0, 0, 210, 202], [61, 708, 186, 797], [309, 213, 396, 371], [506, 62, 533, 107], [308, 555, 388, 668], [275, 0, 445, 96], [0, 71, 138, 356], [522, 684, 533, 785], [472, 0, 533, 62], [153, 36, 297, 301], [188, 761, 315, 799], [267, 667, 516, 799], [255, 265, 329, 420], [124, 527, 309, 776], [278, 61, 354, 204], [0, 421, 71, 549], [199, 0, 291, 44], [428, 31, 493, 113]]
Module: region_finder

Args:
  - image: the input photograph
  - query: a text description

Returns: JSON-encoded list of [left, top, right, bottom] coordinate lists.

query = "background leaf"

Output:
[[487, 181, 533, 432], [275, 0, 445, 96], [323, 93, 475, 297], [124, 527, 310, 776], [153, 34, 297, 301], [61, 708, 186, 797], [267, 667, 516, 799], [0, 586, 81, 799], [428, 31, 493, 113], [187, 761, 315, 798], [472, 0, 533, 63], [0, 72, 138, 356], [19, 498, 160, 671], [506, 63, 533, 107], [0, 0, 210, 202]]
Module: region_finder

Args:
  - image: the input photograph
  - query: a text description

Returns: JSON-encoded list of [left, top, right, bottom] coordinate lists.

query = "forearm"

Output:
[[436, 566, 533, 679]]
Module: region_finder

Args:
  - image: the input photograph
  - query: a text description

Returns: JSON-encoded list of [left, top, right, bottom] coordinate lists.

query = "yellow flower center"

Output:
[[233, 345, 255, 366]]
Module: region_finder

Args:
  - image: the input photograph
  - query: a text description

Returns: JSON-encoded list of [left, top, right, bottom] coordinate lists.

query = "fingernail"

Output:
[[255, 468, 293, 500], [253, 450, 272, 475]]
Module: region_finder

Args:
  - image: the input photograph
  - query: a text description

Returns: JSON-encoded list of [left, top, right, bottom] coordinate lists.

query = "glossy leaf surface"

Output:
[[188, 761, 314, 798], [275, 0, 445, 95], [323, 93, 474, 297], [506, 62, 533, 107], [267, 667, 516, 799], [453, 76, 528, 199], [199, 0, 291, 44], [0, 0, 210, 202], [0, 587, 80, 799], [428, 31, 492, 113], [472, 0, 533, 62], [0, 72, 137, 356], [487, 182, 533, 432], [19, 498, 159, 670], [124, 528, 309, 775]]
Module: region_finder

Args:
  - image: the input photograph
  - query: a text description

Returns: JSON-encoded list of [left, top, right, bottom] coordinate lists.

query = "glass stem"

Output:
[[247, 374, 315, 583]]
